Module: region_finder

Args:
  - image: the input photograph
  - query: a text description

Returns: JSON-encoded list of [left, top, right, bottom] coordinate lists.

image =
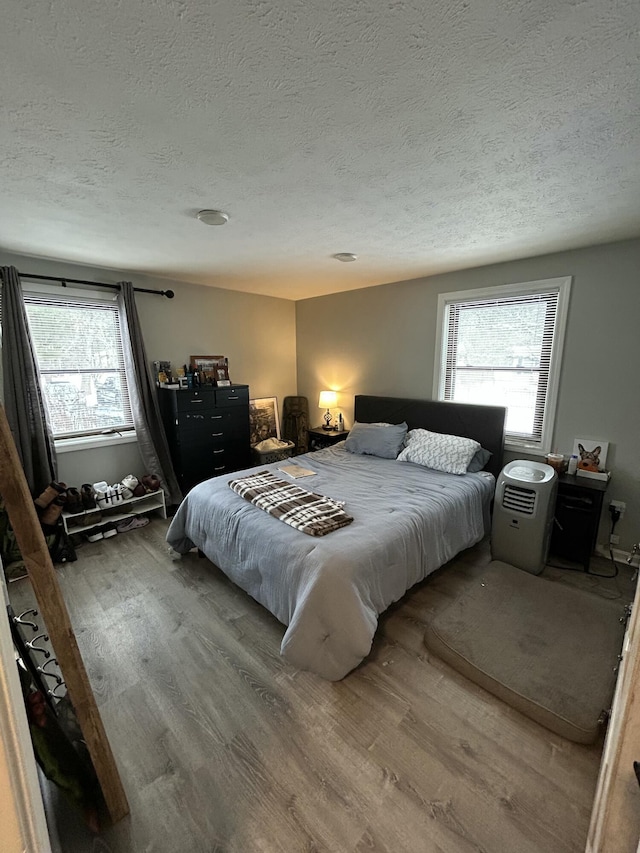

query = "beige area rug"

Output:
[[424, 560, 627, 743]]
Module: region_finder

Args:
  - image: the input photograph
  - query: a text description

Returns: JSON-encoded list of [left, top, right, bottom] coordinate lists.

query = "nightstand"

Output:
[[549, 473, 608, 571], [308, 427, 349, 451]]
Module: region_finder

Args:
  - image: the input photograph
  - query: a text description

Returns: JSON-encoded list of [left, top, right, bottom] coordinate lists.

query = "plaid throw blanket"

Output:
[[228, 471, 353, 537]]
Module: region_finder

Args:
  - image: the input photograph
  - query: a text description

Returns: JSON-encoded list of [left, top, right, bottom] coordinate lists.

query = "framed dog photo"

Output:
[[572, 438, 609, 472]]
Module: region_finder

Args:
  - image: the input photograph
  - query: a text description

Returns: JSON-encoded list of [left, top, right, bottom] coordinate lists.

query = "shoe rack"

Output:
[[0, 405, 129, 825], [62, 490, 166, 538]]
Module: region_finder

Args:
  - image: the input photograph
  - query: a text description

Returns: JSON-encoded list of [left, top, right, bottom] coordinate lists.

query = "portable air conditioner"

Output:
[[491, 460, 558, 575]]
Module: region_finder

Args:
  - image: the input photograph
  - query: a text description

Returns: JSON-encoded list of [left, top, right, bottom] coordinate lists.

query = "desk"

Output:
[[549, 473, 608, 571]]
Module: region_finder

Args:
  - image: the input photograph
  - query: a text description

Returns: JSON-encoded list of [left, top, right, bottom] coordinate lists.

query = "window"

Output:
[[24, 292, 134, 440], [434, 277, 571, 454]]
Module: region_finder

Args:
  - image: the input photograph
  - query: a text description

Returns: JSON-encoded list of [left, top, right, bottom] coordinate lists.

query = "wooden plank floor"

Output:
[[8, 521, 635, 853]]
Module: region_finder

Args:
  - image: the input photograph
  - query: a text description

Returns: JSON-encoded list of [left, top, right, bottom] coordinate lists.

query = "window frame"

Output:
[[22, 283, 137, 449], [433, 276, 572, 455]]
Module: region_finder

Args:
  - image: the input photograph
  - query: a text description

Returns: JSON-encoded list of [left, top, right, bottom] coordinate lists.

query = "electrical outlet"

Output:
[[610, 534, 620, 545], [610, 500, 626, 517]]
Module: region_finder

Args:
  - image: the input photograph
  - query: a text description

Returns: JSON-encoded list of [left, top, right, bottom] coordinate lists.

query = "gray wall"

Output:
[[0, 250, 297, 487], [296, 238, 640, 553]]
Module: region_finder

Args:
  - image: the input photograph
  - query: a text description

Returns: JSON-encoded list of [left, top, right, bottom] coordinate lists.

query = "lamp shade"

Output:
[[318, 391, 338, 409]]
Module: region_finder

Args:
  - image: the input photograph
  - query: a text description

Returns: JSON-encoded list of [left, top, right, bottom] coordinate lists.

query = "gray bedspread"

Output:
[[166, 444, 495, 680]]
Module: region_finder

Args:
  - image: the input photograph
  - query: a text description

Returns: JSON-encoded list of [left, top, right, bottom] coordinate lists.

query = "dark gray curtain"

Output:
[[0, 266, 58, 494], [117, 282, 182, 506]]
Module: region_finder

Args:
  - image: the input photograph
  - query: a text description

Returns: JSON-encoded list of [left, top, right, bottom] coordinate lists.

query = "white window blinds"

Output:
[[435, 278, 571, 452], [24, 294, 134, 439]]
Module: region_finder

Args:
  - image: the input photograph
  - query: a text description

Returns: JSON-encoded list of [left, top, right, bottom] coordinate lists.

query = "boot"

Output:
[[34, 481, 66, 509]]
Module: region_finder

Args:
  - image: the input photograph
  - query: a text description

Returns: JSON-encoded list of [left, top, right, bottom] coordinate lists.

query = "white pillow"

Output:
[[397, 429, 481, 475]]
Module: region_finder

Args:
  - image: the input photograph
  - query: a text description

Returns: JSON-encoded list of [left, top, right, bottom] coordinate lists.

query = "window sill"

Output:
[[55, 432, 138, 454], [505, 441, 547, 457]]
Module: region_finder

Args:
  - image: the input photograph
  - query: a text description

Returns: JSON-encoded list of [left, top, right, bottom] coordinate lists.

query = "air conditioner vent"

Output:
[[502, 484, 536, 515]]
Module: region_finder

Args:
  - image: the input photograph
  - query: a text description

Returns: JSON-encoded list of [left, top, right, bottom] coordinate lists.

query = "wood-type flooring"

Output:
[[8, 520, 635, 853]]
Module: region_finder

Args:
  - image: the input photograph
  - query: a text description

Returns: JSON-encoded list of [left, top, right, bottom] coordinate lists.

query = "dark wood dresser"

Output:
[[158, 384, 251, 494]]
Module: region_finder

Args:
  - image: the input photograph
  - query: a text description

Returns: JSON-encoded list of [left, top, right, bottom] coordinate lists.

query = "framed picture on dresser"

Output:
[[190, 355, 226, 384]]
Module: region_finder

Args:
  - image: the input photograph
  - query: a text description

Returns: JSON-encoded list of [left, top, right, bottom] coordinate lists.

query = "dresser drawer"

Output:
[[175, 411, 226, 433], [215, 386, 249, 407], [175, 409, 247, 441], [174, 388, 216, 413], [179, 444, 248, 485]]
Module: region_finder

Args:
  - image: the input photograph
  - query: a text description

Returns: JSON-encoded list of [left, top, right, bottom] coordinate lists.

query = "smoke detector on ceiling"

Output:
[[333, 253, 357, 262], [196, 209, 229, 226]]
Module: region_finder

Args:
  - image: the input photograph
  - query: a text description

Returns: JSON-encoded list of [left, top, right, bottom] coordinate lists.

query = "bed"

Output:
[[166, 395, 506, 680]]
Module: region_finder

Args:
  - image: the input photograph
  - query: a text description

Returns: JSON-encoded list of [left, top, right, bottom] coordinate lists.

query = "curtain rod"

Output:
[[19, 272, 175, 299]]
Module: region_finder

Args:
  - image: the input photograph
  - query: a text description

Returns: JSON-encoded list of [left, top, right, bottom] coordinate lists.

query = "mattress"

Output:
[[166, 444, 495, 680]]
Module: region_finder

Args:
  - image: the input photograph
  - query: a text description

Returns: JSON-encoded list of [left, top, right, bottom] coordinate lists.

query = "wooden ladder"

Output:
[[0, 404, 129, 825]]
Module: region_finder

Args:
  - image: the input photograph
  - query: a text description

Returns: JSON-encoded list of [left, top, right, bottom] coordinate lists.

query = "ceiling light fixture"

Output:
[[333, 252, 357, 262], [196, 209, 229, 226]]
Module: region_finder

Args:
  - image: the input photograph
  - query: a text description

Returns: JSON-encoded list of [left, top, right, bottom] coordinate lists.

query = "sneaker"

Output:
[[93, 481, 109, 508], [122, 474, 140, 492], [86, 530, 104, 543], [109, 485, 124, 503], [102, 525, 118, 539], [116, 515, 150, 534]]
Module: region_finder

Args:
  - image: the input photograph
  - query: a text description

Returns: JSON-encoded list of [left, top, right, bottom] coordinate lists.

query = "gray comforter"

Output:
[[166, 444, 495, 680]]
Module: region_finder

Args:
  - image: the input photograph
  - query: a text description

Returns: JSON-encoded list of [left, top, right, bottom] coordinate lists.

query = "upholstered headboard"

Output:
[[354, 395, 506, 478]]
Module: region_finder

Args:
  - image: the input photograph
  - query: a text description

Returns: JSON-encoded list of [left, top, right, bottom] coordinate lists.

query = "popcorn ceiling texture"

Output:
[[1, 0, 639, 299]]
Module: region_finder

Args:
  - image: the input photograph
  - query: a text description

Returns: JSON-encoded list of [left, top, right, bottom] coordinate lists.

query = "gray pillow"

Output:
[[466, 447, 492, 473], [345, 421, 408, 459]]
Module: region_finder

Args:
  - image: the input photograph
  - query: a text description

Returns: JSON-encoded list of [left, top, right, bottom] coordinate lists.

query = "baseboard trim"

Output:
[[595, 544, 634, 565]]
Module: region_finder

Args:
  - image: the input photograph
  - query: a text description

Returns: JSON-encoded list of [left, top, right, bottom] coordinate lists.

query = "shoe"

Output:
[[93, 481, 109, 508], [102, 524, 118, 539], [110, 484, 126, 502], [122, 474, 139, 492], [40, 493, 67, 526], [34, 481, 66, 509], [116, 515, 150, 533], [81, 484, 97, 510], [65, 487, 83, 515], [123, 474, 146, 497], [86, 530, 104, 543], [141, 474, 161, 493], [82, 511, 102, 526]]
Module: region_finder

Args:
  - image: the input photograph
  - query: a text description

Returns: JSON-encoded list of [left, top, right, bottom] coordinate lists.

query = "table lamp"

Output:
[[318, 391, 338, 430]]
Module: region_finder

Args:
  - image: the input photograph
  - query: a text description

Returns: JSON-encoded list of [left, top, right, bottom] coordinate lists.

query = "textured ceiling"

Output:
[[1, 0, 639, 300]]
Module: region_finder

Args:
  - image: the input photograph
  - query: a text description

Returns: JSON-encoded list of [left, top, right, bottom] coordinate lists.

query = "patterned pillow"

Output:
[[397, 429, 481, 475]]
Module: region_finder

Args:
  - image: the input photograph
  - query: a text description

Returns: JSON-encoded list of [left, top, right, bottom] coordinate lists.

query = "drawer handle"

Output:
[[214, 466, 225, 471], [189, 399, 203, 404], [226, 396, 239, 400], [212, 432, 223, 437], [211, 415, 222, 420], [213, 449, 225, 455]]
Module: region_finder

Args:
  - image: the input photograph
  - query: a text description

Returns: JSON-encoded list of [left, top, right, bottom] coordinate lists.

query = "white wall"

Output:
[[296, 238, 640, 553], [0, 251, 297, 488]]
